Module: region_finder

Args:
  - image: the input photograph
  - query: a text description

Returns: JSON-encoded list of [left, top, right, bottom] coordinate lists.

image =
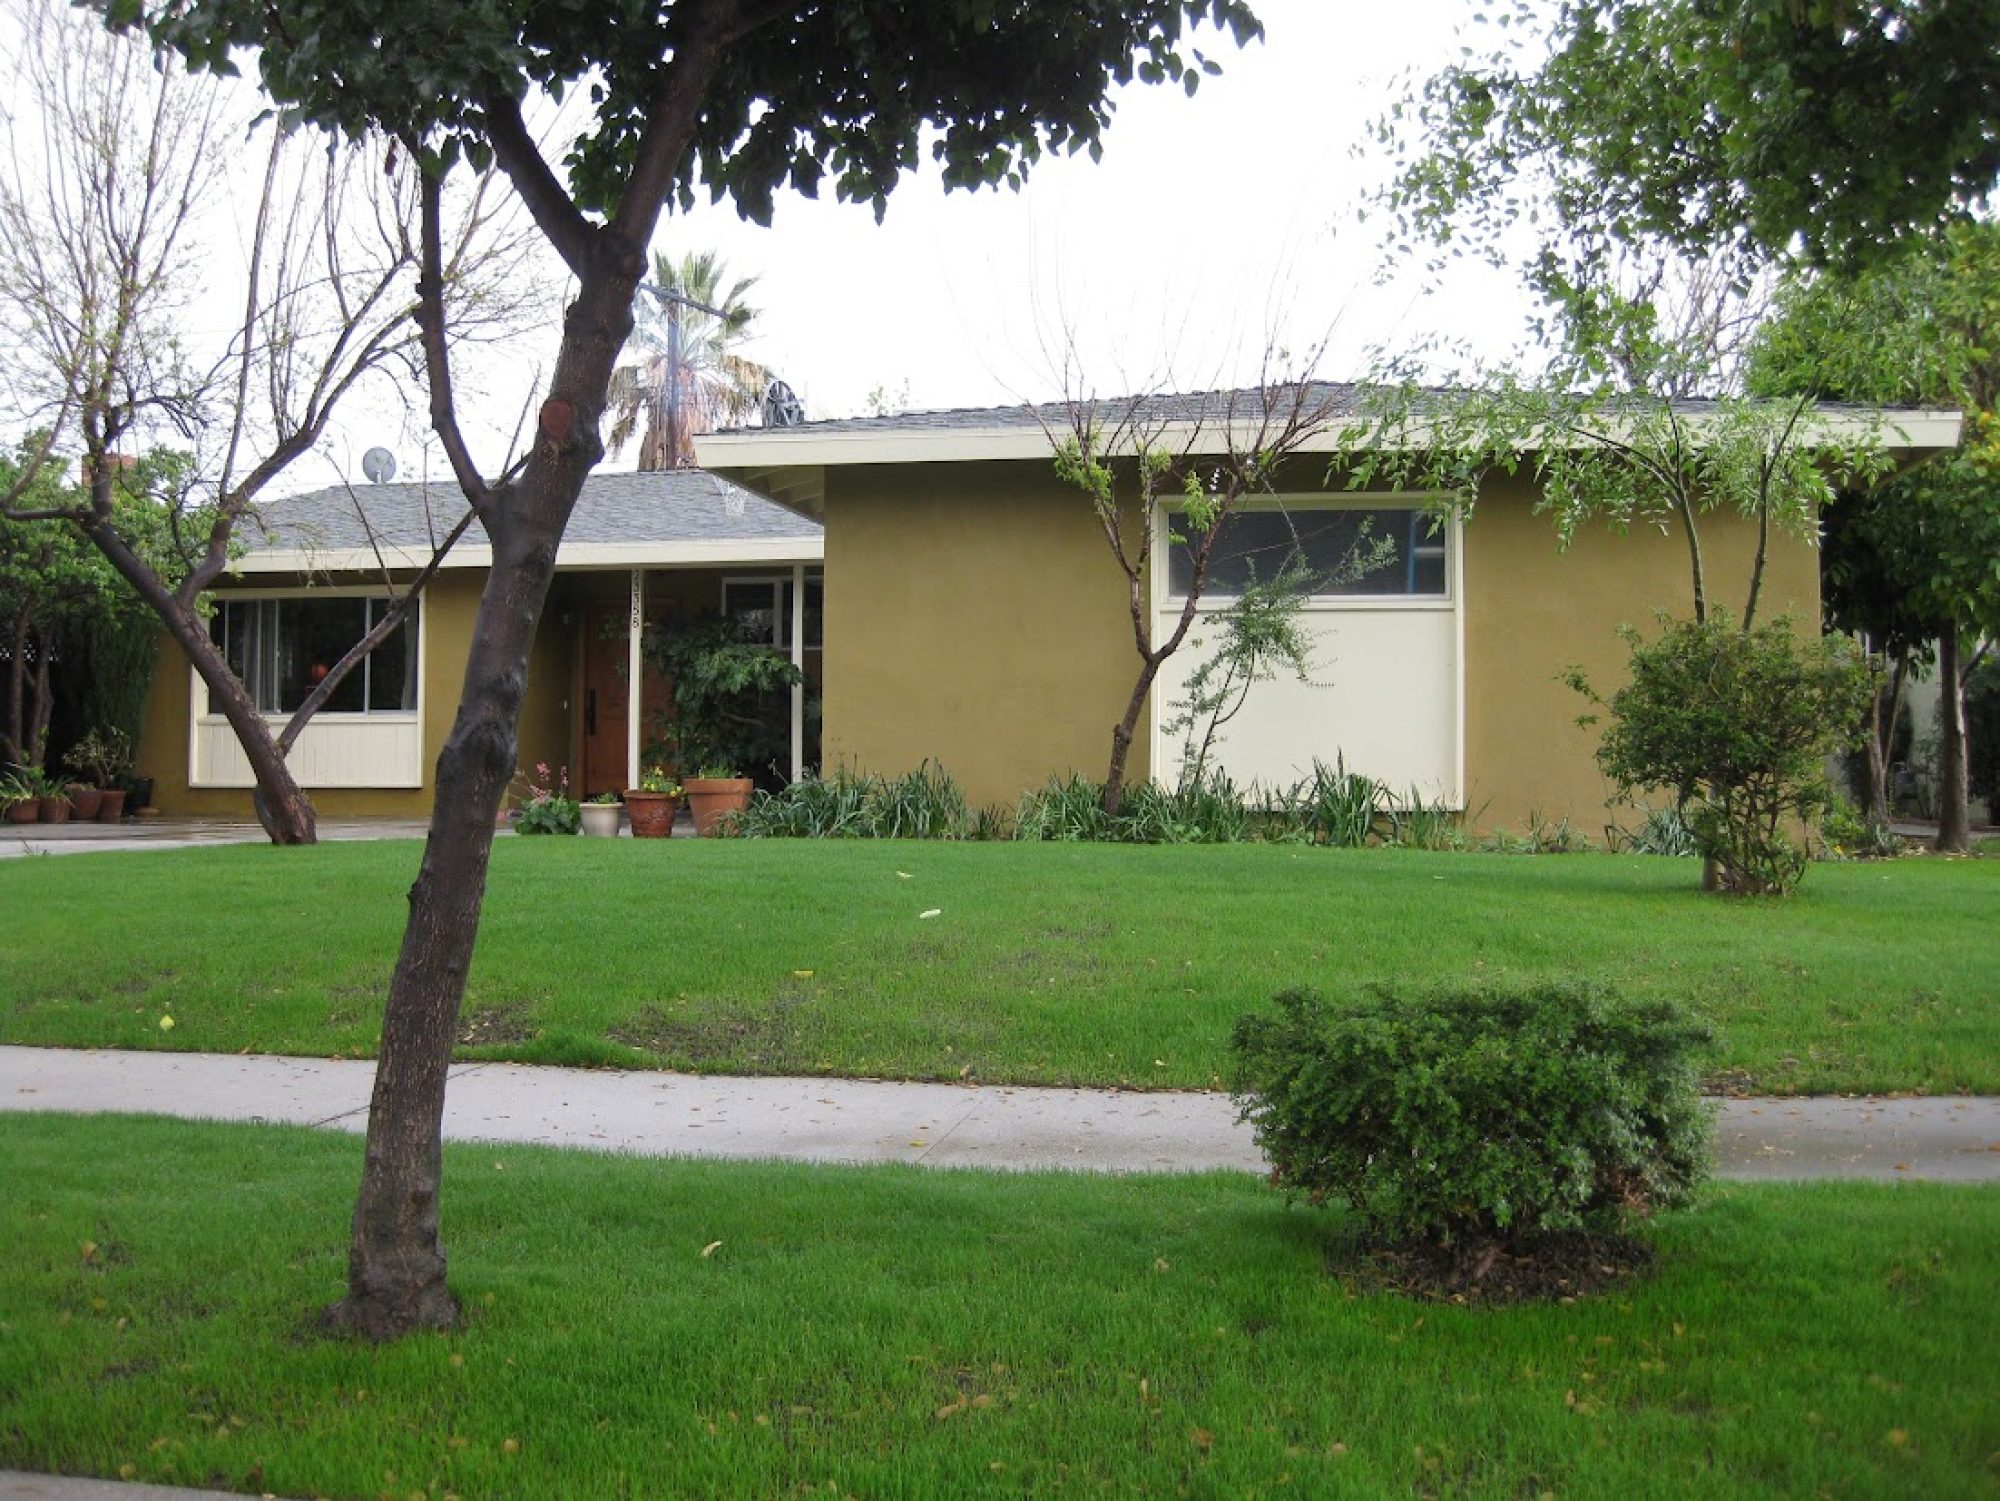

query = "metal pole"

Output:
[[790, 563, 806, 783], [627, 569, 644, 789]]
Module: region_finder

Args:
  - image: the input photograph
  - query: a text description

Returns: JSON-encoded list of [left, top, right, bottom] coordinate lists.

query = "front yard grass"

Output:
[[1, 839, 1993, 1093], [2, 1114, 1995, 1499]]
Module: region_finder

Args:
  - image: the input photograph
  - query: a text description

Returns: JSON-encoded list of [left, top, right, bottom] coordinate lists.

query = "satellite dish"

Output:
[[361, 447, 398, 483], [761, 379, 805, 429]]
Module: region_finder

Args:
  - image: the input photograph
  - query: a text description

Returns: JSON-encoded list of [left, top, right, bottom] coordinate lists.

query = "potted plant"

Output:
[[513, 763, 581, 835], [21, 766, 71, 823], [580, 791, 624, 838], [623, 766, 681, 839], [682, 761, 754, 836], [62, 728, 134, 821], [0, 771, 36, 825], [639, 613, 805, 796]]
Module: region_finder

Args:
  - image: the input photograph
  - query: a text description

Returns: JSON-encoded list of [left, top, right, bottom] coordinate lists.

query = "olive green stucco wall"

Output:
[[820, 461, 1147, 812], [1460, 474, 1820, 831], [818, 460, 1822, 831]]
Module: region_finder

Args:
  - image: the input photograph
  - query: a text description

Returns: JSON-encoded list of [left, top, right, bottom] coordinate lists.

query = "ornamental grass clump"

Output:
[[1230, 981, 1713, 1269]]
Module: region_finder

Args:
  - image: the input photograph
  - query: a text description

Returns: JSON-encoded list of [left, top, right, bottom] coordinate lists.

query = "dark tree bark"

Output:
[[79, 515, 319, 844], [322, 280, 631, 1337], [1935, 630, 1971, 853], [322, 13, 734, 1336]]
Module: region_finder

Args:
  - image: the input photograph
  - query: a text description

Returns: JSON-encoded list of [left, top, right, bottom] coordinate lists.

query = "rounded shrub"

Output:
[[1229, 981, 1713, 1250]]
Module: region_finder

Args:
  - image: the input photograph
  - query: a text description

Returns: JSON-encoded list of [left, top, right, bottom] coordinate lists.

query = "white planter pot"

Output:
[[580, 803, 624, 838]]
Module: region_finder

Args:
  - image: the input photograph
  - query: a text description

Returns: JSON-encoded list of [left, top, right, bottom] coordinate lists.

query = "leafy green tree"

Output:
[[0, 442, 183, 773], [115, 0, 1265, 1337], [606, 248, 768, 470], [1748, 224, 2000, 851], [1383, 0, 2000, 292]]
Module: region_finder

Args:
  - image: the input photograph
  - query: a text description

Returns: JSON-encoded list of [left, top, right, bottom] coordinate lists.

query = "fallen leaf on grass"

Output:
[[918, 908, 941, 919], [700, 1241, 723, 1259]]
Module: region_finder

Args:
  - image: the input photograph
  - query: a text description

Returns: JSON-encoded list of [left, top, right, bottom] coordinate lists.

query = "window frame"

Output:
[[1157, 496, 1457, 610], [202, 589, 423, 721], [721, 571, 824, 652]]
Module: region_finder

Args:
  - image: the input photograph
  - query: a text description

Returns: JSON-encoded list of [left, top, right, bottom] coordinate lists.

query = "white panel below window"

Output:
[[1152, 606, 1460, 806], [193, 716, 423, 789]]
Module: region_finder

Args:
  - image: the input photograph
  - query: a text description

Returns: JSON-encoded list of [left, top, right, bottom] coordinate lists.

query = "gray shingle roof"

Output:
[[735, 381, 1377, 438], [723, 381, 1910, 439], [249, 469, 820, 555]]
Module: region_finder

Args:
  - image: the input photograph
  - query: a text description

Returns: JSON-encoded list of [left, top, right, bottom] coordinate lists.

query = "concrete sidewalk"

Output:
[[5, 1045, 1998, 1181], [0, 816, 433, 858]]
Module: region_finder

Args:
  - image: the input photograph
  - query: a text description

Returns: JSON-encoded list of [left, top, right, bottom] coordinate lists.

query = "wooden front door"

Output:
[[579, 602, 630, 797]]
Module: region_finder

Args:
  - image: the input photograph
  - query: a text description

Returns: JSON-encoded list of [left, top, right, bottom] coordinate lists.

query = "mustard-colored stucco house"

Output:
[[143, 470, 824, 816], [142, 387, 1960, 831]]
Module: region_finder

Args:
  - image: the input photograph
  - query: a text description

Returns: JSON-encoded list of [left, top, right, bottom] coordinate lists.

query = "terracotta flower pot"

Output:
[[4, 799, 37, 824], [682, 777, 754, 837], [65, 784, 104, 820], [623, 791, 680, 838], [96, 789, 127, 822], [38, 795, 71, 823]]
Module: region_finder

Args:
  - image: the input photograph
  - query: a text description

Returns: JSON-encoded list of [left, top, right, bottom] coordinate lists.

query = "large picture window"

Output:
[[1167, 506, 1448, 600], [209, 597, 417, 715]]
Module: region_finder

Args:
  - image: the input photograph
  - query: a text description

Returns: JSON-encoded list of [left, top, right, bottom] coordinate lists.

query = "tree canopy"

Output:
[[118, 0, 1261, 225], [1385, 0, 2000, 281]]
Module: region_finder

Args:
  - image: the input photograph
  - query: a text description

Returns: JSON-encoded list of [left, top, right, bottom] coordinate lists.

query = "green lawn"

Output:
[[1, 839, 1994, 1093], [2, 1115, 1994, 1499]]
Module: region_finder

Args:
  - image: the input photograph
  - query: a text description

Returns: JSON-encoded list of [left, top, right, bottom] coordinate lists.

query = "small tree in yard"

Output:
[[120, 0, 1266, 1339], [1044, 369, 1361, 817], [1231, 981, 1711, 1295], [1567, 616, 1873, 896]]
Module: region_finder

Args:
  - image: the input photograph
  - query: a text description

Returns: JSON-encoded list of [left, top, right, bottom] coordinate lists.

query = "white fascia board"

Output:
[[229, 535, 823, 576], [699, 406, 1966, 470], [699, 419, 1330, 468], [555, 537, 824, 569]]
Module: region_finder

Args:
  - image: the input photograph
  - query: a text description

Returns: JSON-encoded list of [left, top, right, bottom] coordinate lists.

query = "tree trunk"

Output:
[[5, 603, 30, 766], [1103, 655, 1165, 818], [320, 538, 541, 1337], [1935, 630, 1971, 853], [322, 274, 625, 1339], [82, 519, 317, 843]]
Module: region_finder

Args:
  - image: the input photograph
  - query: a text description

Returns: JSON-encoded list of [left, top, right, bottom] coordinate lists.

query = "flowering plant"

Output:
[[637, 765, 681, 796], [514, 762, 581, 835]]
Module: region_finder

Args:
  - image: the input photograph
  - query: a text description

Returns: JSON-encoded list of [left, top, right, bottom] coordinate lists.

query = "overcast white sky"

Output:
[[30, 0, 1546, 490], [646, 0, 1538, 422]]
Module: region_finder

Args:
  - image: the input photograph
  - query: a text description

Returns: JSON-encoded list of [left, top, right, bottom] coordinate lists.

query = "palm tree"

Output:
[[606, 249, 769, 470]]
